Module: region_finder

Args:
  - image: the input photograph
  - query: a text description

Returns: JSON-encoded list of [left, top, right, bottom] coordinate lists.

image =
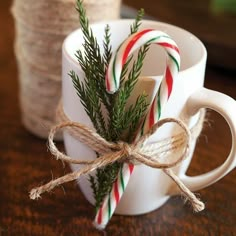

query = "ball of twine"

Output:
[[11, 0, 121, 139]]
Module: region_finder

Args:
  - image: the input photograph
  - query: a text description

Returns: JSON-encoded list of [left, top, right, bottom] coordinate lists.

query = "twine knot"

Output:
[[117, 142, 134, 161], [30, 104, 205, 214]]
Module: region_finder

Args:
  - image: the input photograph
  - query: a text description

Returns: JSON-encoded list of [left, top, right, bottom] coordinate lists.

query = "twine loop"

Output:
[[30, 104, 205, 212]]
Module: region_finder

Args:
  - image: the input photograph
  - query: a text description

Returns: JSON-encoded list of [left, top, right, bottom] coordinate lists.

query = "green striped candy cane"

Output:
[[94, 29, 180, 230]]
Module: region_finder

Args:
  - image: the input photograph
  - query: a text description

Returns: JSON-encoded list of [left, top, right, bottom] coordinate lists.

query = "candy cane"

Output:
[[94, 29, 180, 229]]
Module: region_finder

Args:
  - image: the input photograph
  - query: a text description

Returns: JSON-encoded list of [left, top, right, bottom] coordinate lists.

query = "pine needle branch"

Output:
[[76, 0, 111, 112], [110, 44, 150, 140], [70, 71, 107, 138], [125, 94, 149, 142], [103, 24, 112, 67], [130, 8, 145, 34], [72, 0, 149, 210], [94, 162, 121, 210], [120, 8, 145, 86]]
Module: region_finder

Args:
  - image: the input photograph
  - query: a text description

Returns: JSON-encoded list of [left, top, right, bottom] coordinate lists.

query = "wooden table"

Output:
[[1, 1, 236, 235]]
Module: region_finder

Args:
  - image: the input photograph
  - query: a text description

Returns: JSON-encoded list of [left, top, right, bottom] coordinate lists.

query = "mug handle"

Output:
[[177, 87, 236, 192]]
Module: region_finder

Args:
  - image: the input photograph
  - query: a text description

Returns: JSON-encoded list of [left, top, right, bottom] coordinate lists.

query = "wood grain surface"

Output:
[[0, 1, 236, 235]]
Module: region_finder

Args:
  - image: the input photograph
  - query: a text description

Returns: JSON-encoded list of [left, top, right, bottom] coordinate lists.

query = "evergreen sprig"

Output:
[[71, 0, 149, 209], [103, 24, 112, 67], [76, 0, 112, 115], [70, 71, 108, 138], [130, 8, 145, 34], [109, 44, 150, 140]]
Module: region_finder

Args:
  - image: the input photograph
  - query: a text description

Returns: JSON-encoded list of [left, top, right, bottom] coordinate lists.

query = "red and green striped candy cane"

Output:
[[105, 29, 180, 94], [94, 29, 180, 229]]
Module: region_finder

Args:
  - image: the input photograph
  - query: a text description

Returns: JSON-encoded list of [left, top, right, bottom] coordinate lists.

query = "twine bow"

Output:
[[30, 106, 205, 213]]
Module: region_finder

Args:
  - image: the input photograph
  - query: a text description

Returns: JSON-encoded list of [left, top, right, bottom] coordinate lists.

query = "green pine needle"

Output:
[[110, 44, 150, 140], [103, 24, 112, 67], [130, 8, 145, 34], [72, 0, 149, 209]]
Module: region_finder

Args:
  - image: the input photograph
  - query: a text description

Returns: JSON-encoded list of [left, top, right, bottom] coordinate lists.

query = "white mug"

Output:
[[62, 20, 236, 215]]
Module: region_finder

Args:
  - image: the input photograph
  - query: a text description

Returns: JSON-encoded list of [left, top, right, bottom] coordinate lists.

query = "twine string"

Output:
[[11, 0, 121, 138], [30, 105, 205, 212]]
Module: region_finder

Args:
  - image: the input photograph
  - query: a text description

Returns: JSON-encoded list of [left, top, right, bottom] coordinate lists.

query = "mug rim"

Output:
[[62, 19, 207, 77]]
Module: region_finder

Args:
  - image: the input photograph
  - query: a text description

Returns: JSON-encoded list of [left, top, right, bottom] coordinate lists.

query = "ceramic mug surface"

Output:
[[62, 20, 236, 215]]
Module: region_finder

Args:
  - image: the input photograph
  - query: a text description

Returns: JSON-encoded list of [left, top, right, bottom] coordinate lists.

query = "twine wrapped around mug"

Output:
[[11, 0, 121, 139], [30, 104, 205, 228]]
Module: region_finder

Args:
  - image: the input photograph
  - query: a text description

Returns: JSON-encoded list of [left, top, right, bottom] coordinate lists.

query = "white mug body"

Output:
[[62, 20, 207, 215]]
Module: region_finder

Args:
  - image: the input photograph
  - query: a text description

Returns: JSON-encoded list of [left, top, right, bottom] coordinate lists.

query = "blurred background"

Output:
[[123, 0, 236, 71]]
